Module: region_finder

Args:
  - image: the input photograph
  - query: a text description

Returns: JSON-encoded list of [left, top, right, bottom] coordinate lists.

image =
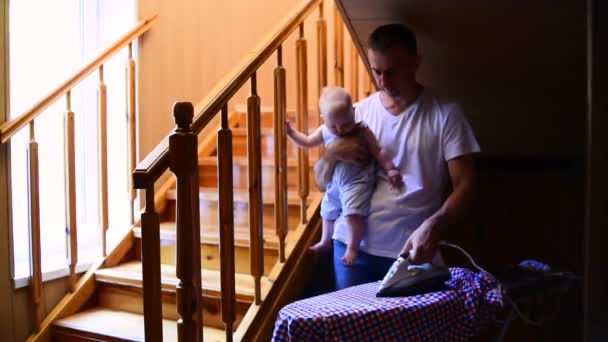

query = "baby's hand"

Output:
[[285, 120, 294, 134], [387, 169, 404, 189]]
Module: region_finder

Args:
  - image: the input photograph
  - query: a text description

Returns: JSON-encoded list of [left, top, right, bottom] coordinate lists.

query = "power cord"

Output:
[[438, 241, 575, 327]]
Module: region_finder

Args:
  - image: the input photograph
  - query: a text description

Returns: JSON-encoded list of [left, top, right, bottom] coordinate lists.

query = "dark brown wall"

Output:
[[584, 0, 608, 340], [344, 0, 586, 157], [340, 1, 587, 340], [344, 0, 587, 267], [397, 2, 586, 158]]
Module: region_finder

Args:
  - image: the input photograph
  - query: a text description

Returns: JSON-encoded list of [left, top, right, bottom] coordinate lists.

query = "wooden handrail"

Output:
[[0, 14, 158, 144], [133, 0, 323, 188]]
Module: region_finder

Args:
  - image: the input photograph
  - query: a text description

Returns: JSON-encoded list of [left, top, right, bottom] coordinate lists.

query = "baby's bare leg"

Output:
[[341, 214, 364, 265], [309, 218, 334, 254]]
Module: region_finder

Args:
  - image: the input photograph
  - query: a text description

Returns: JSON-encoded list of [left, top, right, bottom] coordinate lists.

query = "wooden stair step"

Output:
[[133, 221, 281, 276], [160, 198, 301, 232], [199, 155, 302, 167], [52, 307, 225, 341], [95, 261, 256, 330], [231, 106, 319, 129], [198, 155, 316, 190], [132, 222, 279, 250], [230, 127, 275, 135], [228, 127, 298, 158], [95, 260, 257, 300], [166, 186, 308, 206]]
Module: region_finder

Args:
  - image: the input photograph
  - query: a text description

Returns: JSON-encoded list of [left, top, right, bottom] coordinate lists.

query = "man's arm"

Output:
[[286, 122, 324, 148], [402, 154, 477, 264]]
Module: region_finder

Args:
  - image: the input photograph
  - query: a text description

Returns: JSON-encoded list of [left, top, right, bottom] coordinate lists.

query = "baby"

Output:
[[286, 86, 403, 265]]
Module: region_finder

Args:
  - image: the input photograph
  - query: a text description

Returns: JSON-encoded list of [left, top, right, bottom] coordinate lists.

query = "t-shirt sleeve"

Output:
[[442, 104, 481, 161], [353, 101, 362, 123], [319, 124, 329, 144]]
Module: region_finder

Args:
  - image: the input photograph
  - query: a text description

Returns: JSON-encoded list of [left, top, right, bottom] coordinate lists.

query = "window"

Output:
[[9, 0, 136, 285]]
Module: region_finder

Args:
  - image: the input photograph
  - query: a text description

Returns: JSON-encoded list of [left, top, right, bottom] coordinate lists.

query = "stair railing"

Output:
[[0, 15, 158, 333], [133, 0, 373, 340], [133, 1, 326, 340]]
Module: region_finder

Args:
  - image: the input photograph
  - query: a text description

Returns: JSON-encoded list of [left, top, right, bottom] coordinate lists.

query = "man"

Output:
[[328, 23, 480, 289]]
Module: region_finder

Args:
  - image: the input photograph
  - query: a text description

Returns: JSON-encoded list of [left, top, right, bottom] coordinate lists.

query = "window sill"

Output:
[[13, 261, 97, 289]]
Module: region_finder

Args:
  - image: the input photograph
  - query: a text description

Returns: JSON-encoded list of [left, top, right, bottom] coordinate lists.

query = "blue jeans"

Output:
[[333, 240, 396, 290]]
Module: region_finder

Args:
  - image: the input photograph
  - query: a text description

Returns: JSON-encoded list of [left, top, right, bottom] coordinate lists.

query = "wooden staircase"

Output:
[[50, 109, 320, 341], [3, 1, 368, 340]]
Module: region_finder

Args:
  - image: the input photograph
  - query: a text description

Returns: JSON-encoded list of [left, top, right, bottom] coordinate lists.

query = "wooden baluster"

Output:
[[334, 6, 344, 87], [317, 2, 328, 157], [191, 136, 203, 339], [140, 185, 162, 342], [273, 46, 289, 262], [64, 91, 78, 292], [98, 65, 109, 257], [247, 73, 264, 305], [169, 102, 202, 342], [317, 2, 328, 94], [296, 23, 310, 224], [218, 104, 236, 340], [127, 42, 137, 224], [27, 121, 43, 332], [350, 40, 359, 102]]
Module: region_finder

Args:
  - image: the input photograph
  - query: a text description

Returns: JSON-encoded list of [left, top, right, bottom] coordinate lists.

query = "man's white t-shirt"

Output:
[[332, 89, 480, 258]]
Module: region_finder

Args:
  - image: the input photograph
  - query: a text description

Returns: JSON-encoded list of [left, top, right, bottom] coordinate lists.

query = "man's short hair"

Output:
[[367, 23, 417, 55]]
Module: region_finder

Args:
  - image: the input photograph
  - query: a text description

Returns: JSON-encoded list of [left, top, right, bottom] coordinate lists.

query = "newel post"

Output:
[[169, 102, 203, 342]]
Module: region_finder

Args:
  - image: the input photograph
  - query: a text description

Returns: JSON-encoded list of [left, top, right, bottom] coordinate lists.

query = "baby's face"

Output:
[[323, 108, 356, 136]]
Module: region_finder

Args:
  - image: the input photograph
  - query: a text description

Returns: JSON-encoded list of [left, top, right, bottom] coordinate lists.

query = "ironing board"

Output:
[[272, 268, 503, 341]]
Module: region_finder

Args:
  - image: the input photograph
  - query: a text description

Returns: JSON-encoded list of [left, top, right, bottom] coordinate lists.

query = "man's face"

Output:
[[367, 46, 419, 100]]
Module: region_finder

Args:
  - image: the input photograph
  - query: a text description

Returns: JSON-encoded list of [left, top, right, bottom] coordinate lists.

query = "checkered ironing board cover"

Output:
[[272, 268, 503, 341]]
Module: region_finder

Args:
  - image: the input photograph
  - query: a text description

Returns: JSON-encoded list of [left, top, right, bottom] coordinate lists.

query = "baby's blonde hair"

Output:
[[319, 86, 353, 119]]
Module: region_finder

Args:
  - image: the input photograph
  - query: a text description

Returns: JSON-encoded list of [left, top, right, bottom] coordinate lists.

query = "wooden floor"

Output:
[[95, 260, 258, 299]]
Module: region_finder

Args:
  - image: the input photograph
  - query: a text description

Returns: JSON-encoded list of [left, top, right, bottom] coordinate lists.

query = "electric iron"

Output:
[[376, 252, 451, 297]]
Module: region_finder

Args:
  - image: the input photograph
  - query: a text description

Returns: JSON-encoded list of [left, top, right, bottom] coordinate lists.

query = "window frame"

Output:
[[7, 0, 137, 288]]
